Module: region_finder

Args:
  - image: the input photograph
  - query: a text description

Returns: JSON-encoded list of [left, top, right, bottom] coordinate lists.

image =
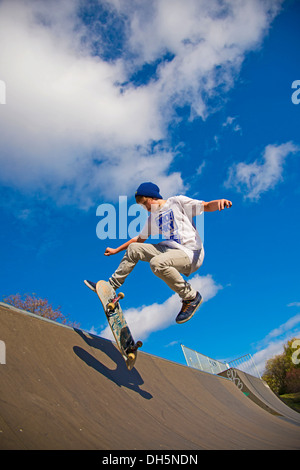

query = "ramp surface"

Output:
[[218, 368, 300, 424], [0, 303, 299, 450]]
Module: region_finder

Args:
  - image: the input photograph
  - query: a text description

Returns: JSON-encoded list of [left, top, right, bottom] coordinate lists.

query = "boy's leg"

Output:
[[149, 249, 197, 300], [109, 242, 164, 290], [150, 249, 203, 324], [109, 242, 201, 323], [109, 242, 197, 301]]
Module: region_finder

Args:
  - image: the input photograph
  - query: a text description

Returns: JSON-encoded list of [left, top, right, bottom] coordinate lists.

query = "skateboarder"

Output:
[[86, 182, 232, 324]]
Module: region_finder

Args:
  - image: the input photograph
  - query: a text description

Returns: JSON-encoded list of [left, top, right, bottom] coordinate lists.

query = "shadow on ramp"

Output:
[[73, 329, 153, 400]]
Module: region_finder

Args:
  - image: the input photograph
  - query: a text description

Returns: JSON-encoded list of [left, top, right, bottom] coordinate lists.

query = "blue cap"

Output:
[[135, 182, 163, 199]]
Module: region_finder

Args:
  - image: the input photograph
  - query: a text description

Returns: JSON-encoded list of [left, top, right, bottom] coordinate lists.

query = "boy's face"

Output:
[[138, 197, 160, 213]]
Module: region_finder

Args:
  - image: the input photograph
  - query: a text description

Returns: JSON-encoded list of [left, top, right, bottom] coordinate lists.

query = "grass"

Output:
[[279, 392, 300, 413]]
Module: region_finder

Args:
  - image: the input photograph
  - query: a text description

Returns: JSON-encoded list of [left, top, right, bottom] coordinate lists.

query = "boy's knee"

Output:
[[150, 257, 164, 274], [126, 242, 142, 260], [127, 242, 138, 253]]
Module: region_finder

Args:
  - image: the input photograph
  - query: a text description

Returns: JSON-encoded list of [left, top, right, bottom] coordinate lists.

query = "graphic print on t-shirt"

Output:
[[155, 209, 181, 244]]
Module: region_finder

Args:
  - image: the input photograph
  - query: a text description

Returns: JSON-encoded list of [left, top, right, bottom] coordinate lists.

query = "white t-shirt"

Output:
[[139, 195, 204, 275]]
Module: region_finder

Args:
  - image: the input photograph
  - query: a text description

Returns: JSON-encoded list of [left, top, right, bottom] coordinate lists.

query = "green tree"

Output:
[[3, 293, 80, 328], [263, 354, 289, 395], [262, 337, 300, 394], [284, 369, 300, 393]]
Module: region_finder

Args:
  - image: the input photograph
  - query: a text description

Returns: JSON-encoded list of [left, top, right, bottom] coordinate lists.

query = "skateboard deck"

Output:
[[95, 280, 142, 370]]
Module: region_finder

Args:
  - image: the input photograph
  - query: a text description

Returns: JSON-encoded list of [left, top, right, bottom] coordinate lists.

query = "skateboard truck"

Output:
[[126, 341, 143, 361], [107, 292, 125, 313]]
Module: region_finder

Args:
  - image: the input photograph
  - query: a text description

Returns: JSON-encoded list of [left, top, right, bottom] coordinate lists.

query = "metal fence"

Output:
[[227, 354, 261, 379], [181, 345, 229, 375], [181, 345, 261, 378]]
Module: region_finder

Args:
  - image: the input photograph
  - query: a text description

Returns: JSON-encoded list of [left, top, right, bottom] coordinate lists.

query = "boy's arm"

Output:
[[203, 199, 232, 212], [104, 235, 147, 256]]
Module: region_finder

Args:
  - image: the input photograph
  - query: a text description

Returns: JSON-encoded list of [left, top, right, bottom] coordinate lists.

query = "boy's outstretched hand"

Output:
[[203, 199, 232, 212], [218, 199, 232, 211], [104, 247, 117, 256]]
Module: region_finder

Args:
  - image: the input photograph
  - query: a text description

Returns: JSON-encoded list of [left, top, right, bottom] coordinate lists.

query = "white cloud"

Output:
[[263, 314, 300, 342], [99, 273, 222, 341], [0, 0, 283, 206], [252, 340, 286, 376], [288, 302, 300, 307], [196, 161, 206, 176], [225, 142, 299, 200], [222, 116, 242, 134]]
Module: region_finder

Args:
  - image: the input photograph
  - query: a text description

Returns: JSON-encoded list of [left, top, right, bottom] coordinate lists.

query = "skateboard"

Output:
[[85, 280, 142, 370]]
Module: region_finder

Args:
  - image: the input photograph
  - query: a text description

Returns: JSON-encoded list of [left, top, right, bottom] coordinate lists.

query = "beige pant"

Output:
[[109, 242, 197, 300]]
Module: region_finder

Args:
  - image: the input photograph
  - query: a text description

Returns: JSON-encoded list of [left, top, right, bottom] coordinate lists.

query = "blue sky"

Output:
[[0, 0, 300, 374]]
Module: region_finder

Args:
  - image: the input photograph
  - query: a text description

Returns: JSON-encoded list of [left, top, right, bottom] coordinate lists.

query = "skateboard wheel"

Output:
[[107, 302, 116, 311], [136, 341, 143, 348], [119, 292, 125, 299], [128, 352, 135, 361]]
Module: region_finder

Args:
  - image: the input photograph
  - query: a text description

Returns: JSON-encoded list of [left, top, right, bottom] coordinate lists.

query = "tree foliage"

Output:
[[262, 338, 300, 395], [3, 293, 80, 328]]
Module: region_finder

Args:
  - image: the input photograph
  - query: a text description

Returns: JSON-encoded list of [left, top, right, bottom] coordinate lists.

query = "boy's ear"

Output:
[[135, 195, 147, 204]]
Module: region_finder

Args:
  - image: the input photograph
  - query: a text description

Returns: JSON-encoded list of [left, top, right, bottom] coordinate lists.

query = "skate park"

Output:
[[0, 302, 299, 450]]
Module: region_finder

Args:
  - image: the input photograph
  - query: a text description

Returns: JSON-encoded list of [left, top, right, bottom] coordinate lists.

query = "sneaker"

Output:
[[84, 279, 96, 292], [176, 292, 203, 324]]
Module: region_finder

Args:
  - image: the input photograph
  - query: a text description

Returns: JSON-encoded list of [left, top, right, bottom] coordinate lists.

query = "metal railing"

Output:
[[181, 345, 261, 378], [227, 353, 261, 378], [181, 344, 229, 375]]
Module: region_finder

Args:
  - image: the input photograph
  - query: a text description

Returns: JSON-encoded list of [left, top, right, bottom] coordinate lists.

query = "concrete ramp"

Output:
[[218, 368, 300, 425], [0, 303, 299, 450]]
